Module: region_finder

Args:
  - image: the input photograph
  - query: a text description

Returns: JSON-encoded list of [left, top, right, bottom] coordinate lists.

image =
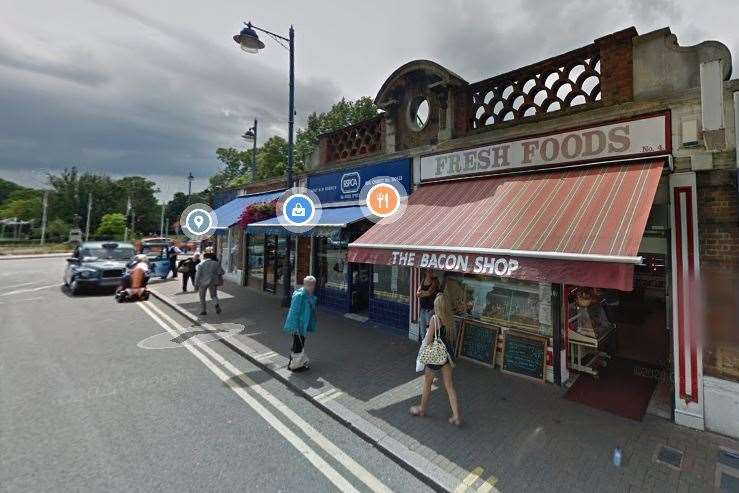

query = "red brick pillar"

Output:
[[594, 27, 638, 104]]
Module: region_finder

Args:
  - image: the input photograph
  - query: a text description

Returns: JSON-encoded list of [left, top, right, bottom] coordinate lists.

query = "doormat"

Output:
[[564, 357, 658, 421], [344, 313, 369, 323]]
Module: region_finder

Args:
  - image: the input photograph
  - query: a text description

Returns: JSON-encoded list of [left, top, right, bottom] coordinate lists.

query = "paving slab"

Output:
[[151, 278, 739, 492]]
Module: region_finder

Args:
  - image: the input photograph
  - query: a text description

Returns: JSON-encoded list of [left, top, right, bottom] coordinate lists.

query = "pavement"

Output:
[[150, 276, 739, 493], [1, 257, 431, 492]]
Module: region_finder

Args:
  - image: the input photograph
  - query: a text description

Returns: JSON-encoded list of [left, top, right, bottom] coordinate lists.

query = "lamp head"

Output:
[[233, 23, 265, 54], [242, 129, 256, 142]]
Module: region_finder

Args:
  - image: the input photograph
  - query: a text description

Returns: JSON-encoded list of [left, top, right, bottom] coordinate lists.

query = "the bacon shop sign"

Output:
[[420, 113, 669, 182], [390, 250, 519, 276]]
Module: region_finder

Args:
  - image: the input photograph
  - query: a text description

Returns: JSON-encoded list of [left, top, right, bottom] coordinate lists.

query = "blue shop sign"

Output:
[[308, 158, 411, 204]]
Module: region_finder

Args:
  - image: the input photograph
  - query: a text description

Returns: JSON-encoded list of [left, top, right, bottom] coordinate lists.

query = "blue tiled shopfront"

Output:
[[307, 158, 412, 333]]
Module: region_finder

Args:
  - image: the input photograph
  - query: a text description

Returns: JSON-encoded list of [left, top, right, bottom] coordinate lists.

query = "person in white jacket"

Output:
[[194, 252, 224, 315]]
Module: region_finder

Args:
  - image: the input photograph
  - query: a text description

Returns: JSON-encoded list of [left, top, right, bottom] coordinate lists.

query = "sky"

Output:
[[0, 0, 737, 201]]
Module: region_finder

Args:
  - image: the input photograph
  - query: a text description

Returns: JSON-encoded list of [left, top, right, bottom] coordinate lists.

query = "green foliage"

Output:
[[210, 96, 378, 191], [165, 190, 209, 228], [0, 188, 43, 221], [95, 213, 127, 239], [0, 178, 27, 204], [45, 219, 71, 242], [295, 96, 378, 166]]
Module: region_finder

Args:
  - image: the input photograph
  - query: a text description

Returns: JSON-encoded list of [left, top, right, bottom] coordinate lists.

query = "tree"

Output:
[[210, 148, 251, 191], [256, 136, 288, 179], [295, 96, 378, 166], [0, 178, 26, 205], [209, 96, 378, 191], [0, 189, 43, 221], [165, 190, 209, 229], [115, 176, 160, 234], [96, 213, 126, 239]]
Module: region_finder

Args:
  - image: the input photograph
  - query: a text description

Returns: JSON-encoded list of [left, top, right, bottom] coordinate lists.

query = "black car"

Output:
[[63, 242, 136, 295]]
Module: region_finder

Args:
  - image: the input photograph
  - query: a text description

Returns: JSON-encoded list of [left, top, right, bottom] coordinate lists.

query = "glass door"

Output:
[[263, 235, 277, 293]]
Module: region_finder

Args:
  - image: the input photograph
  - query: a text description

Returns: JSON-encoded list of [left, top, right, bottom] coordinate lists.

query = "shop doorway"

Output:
[[262, 235, 288, 293], [563, 252, 670, 420], [350, 263, 371, 315]]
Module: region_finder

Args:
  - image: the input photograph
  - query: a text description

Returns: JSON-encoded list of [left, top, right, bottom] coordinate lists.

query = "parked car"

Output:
[[63, 241, 136, 295]]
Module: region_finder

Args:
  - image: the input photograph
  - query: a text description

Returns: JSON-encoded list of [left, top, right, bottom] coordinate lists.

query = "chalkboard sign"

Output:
[[501, 330, 547, 382], [458, 320, 498, 367]]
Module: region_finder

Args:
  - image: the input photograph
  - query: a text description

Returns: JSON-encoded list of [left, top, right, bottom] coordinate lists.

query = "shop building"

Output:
[[245, 158, 412, 332], [306, 27, 737, 436], [211, 176, 291, 286]]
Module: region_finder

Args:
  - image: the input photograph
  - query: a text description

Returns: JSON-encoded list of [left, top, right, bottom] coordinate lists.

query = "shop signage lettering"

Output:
[[389, 251, 519, 276], [308, 158, 411, 204], [420, 114, 668, 182]]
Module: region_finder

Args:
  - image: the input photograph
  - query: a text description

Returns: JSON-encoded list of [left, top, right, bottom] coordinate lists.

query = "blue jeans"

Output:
[[418, 308, 433, 342]]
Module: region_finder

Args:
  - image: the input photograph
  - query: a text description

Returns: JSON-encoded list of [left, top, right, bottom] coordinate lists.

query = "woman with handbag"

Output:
[[410, 293, 462, 426], [283, 276, 317, 371]]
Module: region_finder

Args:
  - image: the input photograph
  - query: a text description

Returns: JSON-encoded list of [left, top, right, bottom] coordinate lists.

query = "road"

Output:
[[0, 257, 431, 492]]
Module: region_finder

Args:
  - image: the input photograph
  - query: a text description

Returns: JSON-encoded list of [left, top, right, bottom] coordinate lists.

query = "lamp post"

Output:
[[234, 21, 295, 307], [187, 172, 194, 200], [242, 118, 258, 182]]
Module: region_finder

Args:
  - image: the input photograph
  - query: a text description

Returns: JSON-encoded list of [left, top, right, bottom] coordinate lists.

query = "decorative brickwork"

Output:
[[470, 45, 601, 129], [323, 116, 383, 163], [468, 27, 637, 131]]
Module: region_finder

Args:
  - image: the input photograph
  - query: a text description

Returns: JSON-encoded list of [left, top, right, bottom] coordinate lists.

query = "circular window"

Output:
[[409, 97, 430, 131]]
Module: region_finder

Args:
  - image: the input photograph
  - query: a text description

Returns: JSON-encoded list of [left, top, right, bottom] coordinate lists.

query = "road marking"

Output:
[[454, 467, 483, 493], [137, 302, 360, 493], [478, 475, 498, 493], [254, 350, 278, 362], [0, 281, 36, 290], [316, 389, 343, 403], [454, 467, 501, 493], [0, 283, 59, 297], [140, 301, 392, 493]]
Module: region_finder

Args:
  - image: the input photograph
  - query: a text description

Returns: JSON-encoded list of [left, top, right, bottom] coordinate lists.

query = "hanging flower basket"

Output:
[[237, 201, 276, 229]]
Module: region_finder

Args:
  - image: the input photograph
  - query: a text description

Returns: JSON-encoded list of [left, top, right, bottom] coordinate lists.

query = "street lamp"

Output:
[[234, 20, 295, 307], [242, 119, 258, 182]]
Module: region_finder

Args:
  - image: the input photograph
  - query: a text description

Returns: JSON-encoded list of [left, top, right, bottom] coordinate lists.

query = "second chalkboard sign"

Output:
[[458, 320, 499, 367], [501, 330, 547, 382]]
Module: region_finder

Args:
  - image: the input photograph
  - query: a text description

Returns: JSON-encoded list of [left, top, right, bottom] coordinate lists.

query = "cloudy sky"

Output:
[[1, 0, 737, 200]]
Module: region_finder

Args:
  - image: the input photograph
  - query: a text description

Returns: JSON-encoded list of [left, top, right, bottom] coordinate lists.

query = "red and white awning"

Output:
[[348, 160, 664, 290]]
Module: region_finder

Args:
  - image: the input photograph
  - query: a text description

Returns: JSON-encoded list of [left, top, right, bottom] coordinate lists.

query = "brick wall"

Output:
[[595, 27, 638, 104], [697, 170, 739, 267]]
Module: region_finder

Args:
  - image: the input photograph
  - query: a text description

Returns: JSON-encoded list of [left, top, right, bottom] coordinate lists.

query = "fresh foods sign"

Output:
[[420, 114, 669, 182]]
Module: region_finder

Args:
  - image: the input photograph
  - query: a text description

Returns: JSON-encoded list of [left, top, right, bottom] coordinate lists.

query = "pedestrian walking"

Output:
[[166, 242, 181, 279], [178, 252, 200, 292], [410, 293, 462, 427], [194, 251, 224, 315], [283, 276, 317, 372], [416, 269, 439, 341]]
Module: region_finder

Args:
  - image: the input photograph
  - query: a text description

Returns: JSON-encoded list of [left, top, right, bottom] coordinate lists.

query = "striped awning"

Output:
[[348, 161, 665, 290]]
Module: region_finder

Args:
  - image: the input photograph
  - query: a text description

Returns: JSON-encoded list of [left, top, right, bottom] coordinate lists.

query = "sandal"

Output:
[[448, 416, 463, 427], [409, 406, 426, 417]]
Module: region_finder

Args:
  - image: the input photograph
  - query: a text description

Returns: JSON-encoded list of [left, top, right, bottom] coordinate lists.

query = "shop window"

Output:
[[316, 238, 348, 292], [443, 273, 552, 337], [372, 265, 410, 304], [247, 234, 265, 286]]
